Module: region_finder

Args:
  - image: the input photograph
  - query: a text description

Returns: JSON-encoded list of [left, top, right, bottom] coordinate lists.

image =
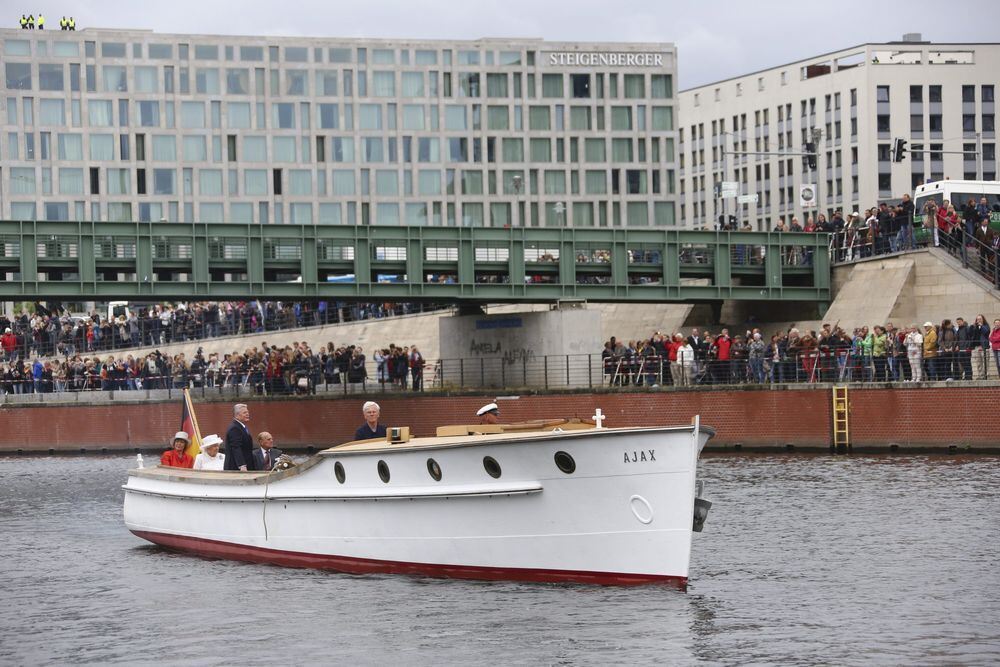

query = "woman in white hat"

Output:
[[193, 434, 226, 471], [161, 431, 194, 468]]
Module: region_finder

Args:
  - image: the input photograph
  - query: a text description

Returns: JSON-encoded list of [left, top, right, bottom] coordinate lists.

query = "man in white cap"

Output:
[[193, 434, 225, 471], [477, 402, 500, 425], [161, 431, 194, 468]]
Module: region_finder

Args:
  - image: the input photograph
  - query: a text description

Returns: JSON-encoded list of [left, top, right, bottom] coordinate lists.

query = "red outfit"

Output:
[[161, 449, 194, 468], [667, 341, 681, 362], [990, 327, 1000, 351], [714, 336, 732, 361], [1, 332, 16, 354]]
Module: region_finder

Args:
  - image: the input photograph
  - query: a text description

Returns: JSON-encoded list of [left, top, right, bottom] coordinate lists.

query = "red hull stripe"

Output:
[[130, 530, 686, 587]]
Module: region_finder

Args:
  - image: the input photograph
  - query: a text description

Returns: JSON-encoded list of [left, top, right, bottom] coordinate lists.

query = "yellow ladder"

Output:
[[832, 385, 850, 450]]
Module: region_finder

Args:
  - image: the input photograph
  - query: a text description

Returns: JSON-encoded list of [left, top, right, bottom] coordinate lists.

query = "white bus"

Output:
[[913, 180, 1000, 232]]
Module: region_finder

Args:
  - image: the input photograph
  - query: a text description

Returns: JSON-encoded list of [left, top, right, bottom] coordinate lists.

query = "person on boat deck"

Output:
[[354, 401, 387, 441], [223, 403, 257, 471], [253, 431, 283, 471], [161, 431, 194, 469], [477, 402, 500, 425], [193, 434, 225, 471]]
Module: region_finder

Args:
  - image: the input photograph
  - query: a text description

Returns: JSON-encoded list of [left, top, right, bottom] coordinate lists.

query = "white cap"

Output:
[[173, 431, 190, 444], [476, 402, 499, 416], [923, 321, 934, 328], [201, 434, 223, 449]]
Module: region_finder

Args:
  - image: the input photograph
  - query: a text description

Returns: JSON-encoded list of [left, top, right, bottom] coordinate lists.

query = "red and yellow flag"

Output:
[[180, 389, 204, 459]]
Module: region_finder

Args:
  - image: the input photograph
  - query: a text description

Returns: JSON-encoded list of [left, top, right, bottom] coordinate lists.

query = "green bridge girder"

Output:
[[0, 220, 830, 303]]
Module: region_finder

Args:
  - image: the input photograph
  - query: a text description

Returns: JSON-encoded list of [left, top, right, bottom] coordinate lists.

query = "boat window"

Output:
[[334, 461, 345, 484], [427, 458, 442, 481], [377, 460, 390, 483], [483, 456, 501, 479], [554, 451, 576, 474]]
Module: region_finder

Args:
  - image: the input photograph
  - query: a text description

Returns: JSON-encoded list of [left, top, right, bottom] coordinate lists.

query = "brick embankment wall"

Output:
[[1, 385, 997, 453]]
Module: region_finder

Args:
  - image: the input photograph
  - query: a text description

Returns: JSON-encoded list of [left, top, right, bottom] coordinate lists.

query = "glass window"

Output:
[[285, 47, 309, 63], [178, 101, 205, 129], [90, 134, 114, 160], [107, 168, 130, 194], [273, 136, 296, 162], [54, 41, 78, 58], [194, 44, 218, 60], [624, 74, 645, 99], [286, 169, 311, 195], [487, 73, 508, 98], [611, 106, 632, 130], [147, 43, 172, 59], [418, 170, 441, 195], [102, 42, 126, 58], [651, 74, 672, 99], [376, 203, 399, 224], [199, 169, 223, 195], [362, 138, 384, 162], [332, 169, 354, 195], [651, 107, 673, 131], [499, 51, 521, 65], [401, 72, 424, 97], [445, 105, 467, 130], [227, 102, 251, 129], [612, 138, 633, 162], [402, 105, 425, 130], [316, 70, 338, 96], [245, 169, 268, 195], [332, 137, 355, 162], [570, 106, 591, 131], [585, 138, 606, 162], [372, 71, 395, 97], [487, 105, 509, 130], [458, 73, 480, 97], [150, 135, 175, 161], [38, 64, 64, 91], [417, 137, 440, 162], [876, 85, 890, 103], [134, 66, 158, 93], [153, 168, 176, 195], [103, 66, 127, 92], [58, 168, 84, 195], [415, 50, 437, 65], [39, 98, 65, 125], [501, 138, 523, 162], [359, 104, 382, 130], [196, 68, 220, 94], [4, 39, 30, 56], [240, 46, 264, 62], [138, 101, 160, 127], [58, 133, 83, 160], [542, 74, 563, 98], [316, 103, 339, 129], [530, 138, 551, 162], [375, 170, 398, 195], [329, 47, 351, 63], [10, 167, 35, 194], [544, 170, 566, 194], [273, 103, 295, 129], [529, 106, 550, 130], [283, 69, 308, 96], [457, 50, 479, 66], [182, 135, 207, 161], [226, 68, 249, 94], [585, 170, 607, 194], [87, 99, 113, 126], [5, 63, 32, 90]]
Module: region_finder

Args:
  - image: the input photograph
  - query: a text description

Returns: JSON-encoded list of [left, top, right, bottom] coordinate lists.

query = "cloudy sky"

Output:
[[24, 0, 1000, 87]]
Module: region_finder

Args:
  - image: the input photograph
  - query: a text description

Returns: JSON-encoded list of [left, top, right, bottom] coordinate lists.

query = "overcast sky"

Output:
[[25, 0, 1000, 88]]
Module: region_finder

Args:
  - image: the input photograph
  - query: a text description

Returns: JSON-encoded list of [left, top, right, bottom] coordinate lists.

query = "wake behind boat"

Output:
[[123, 416, 714, 586]]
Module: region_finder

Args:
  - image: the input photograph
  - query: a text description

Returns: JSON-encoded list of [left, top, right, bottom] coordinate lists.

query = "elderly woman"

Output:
[[354, 401, 386, 441], [193, 434, 225, 471]]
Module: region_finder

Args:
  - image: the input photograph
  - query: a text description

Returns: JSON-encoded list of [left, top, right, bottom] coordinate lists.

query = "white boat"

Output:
[[123, 416, 714, 586]]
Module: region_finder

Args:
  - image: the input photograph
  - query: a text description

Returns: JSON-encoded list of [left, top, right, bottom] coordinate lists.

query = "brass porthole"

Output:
[[427, 458, 442, 481], [483, 456, 501, 479], [554, 451, 576, 474]]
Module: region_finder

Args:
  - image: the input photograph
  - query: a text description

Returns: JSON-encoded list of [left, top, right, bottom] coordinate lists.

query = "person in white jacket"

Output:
[[676, 340, 695, 387], [193, 434, 226, 470], [904, 325, 924, 382]]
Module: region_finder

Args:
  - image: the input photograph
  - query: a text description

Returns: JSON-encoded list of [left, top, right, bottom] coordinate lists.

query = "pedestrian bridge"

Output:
[[0, 220, 830, 303]]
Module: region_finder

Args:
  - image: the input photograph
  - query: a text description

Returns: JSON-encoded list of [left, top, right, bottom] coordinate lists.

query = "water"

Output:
[[1, 453, 998, 666]]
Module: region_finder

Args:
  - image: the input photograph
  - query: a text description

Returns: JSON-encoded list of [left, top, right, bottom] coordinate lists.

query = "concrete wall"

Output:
[[438, 307, 602, 388], [5, 384, 1000, 452]]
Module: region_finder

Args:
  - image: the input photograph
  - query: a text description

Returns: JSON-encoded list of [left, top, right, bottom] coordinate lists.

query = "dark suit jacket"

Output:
[[354, 423, 387, 441], [253, 447, 283, 471], [223, 419, 256, 470]]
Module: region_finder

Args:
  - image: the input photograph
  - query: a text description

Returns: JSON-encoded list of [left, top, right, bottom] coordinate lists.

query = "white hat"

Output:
[[851, 211, 859, 217], [476, 402, 499, 416], [173, 431, 190, 444], [923, 322, 934, 328], [201, 434, 223, 449], [3, 328, 9, 333]]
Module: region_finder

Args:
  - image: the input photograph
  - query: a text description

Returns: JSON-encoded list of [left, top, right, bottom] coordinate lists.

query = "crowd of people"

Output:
[[0, 339, 428, 395], [602, 316, 1000, 387], [0, 300, 444, 361]]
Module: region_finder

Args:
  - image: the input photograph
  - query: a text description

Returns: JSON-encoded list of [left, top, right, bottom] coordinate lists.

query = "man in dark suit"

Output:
[[354, 401, 387, 441], [253, 431, 282, 471], [223, 403, 256, 471]]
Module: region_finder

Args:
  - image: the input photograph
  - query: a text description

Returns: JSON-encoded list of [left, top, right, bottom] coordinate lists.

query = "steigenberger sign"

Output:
[[547, 52, 665, 67]]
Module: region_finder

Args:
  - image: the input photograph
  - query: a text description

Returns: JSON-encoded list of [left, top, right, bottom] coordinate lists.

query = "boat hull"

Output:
[[124, 425, 712, 586]]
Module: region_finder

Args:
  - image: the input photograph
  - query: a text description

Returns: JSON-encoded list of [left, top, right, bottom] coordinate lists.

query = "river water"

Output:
[[1, 453, 997, 666]]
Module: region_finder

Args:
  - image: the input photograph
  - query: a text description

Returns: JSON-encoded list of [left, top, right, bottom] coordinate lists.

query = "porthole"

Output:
[[377, 460, 390, 483], [427, 458, 442, 481], [483, 455, 501, 479], [334, 461, 345, 484], [554, 451, 576, 474]]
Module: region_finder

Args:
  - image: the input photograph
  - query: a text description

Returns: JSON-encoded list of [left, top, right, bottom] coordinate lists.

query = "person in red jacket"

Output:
[[161, 431, 194, 468], [1, 328, 17, 360], [711, 329, 732, 384], [990, 319, 1000, 379]]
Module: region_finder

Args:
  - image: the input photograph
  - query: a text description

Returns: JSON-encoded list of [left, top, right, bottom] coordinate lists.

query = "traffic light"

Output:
[[805, 142, 817, 170], [893, 138, 908, 163]]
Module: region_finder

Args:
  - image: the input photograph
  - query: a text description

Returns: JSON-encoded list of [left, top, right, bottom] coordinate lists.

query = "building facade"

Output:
[[0, 29, 678, 228], [678, 38, 999, 229]]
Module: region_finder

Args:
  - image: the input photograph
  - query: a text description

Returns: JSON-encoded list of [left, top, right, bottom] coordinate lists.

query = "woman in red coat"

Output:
[[161, 431, 194, 468]]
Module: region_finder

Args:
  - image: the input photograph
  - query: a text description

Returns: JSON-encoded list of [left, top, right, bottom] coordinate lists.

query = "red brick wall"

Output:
[[1, 386, 996, 452]]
